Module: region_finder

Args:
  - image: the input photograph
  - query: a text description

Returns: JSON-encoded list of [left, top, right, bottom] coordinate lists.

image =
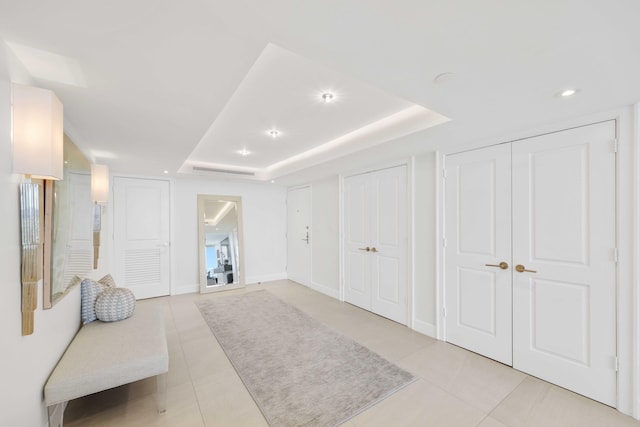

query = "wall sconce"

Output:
[[91, 164, 109, 269], [12, 83, 63, 336]]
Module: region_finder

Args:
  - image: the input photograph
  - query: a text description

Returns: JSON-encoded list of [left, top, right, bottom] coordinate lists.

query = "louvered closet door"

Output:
[[113, 177, 171, 299]]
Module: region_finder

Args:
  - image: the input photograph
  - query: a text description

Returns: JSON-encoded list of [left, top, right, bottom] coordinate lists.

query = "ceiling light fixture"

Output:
[[559, 88, 578, 97], [321, 92, 335, 103], [238, 149, 251, 156], [268, 129, 280, 138]]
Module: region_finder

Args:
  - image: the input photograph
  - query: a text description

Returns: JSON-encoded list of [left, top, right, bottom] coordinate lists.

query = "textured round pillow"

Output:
[[95, 287, 136, 322]]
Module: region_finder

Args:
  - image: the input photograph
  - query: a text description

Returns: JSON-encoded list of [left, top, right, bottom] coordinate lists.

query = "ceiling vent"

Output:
[[192, 166, 255, 176]]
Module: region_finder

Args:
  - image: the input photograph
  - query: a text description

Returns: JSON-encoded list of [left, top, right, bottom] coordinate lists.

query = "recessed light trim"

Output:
[[321, 92, 335, 103], [268, 129, 280, 138], [238, 149, 251, 156]]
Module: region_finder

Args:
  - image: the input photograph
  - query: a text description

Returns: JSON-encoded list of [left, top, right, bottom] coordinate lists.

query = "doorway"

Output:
[[343, 164, 409, 324], [287, 186, 311, 286], [113, 176, 171, 299], [443, 121, 617, 405]]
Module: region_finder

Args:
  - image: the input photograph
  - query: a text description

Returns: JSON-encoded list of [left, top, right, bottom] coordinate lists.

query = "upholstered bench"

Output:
[[44, 303, 169, 427]]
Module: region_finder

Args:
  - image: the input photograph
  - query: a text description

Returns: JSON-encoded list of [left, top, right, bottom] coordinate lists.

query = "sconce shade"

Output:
[[12, 84, 63, 180], [91, 164, 109, 204]]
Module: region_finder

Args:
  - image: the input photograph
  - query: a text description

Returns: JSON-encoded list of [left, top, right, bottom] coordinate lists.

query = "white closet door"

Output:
[[444, 145, 513, 364], [287, 186, 312, 285], [343, 165, 408, 324], [113, 177, 171, 299], [512, 121, 617, 406], [343, 172, 372, 310], [370, 165, 408, 324]]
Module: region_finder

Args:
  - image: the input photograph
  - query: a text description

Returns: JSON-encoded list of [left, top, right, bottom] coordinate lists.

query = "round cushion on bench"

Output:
[[95, 288, 136, 322]]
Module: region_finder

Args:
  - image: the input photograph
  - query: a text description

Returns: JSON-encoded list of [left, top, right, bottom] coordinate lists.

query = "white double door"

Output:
[[445, 121, 617, 406], [113, 177, 171, 299], [343, 165, 408, 324]]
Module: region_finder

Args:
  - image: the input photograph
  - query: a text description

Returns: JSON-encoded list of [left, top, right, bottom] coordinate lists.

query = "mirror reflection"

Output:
[[198, 195, 244, 293], [44, 135, 92, 308]]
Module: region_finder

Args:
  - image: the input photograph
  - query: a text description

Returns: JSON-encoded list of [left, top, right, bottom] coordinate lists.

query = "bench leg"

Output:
[[156, 373, 167, 414], [48, 401, 67, 427]]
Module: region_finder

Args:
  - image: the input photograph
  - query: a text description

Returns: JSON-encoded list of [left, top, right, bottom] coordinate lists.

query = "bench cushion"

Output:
[[44, 303, 168, 406]]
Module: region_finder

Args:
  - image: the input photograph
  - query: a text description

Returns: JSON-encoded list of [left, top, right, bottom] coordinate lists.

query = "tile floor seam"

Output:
[[169, 298, 208, 427], [486, 373, 528, 424]]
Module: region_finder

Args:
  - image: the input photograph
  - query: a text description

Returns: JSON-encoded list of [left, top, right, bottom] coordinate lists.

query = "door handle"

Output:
[[370, 247, 378, 253], [515, 264, 536, 273], [358, 247, 370, 252], [485, 262, 509, 270]]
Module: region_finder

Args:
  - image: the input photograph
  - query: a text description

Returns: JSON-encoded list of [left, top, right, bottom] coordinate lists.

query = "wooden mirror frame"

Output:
[[197, 194, 245, 293]]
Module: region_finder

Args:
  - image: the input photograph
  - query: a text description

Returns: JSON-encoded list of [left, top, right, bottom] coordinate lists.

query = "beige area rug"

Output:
[[196, 290, 415, 427]]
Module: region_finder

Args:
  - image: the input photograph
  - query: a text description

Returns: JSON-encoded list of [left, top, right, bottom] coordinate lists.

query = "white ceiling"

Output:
[[2, 0, 639, 185]]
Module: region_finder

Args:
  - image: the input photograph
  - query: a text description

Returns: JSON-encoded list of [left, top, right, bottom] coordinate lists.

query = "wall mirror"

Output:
[[43, 135, 92, 308], [198, 195, 245, 293]]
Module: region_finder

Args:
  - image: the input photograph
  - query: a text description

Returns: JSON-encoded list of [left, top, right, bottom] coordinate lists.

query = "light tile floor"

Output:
[[65, 280, 640, 427]]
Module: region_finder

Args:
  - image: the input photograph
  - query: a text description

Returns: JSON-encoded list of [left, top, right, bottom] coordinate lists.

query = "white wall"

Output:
[[310, 176, 340, 297], [0, 50, 82, 427], [172, 178, 287, 294], [412, 153, 437, 335]]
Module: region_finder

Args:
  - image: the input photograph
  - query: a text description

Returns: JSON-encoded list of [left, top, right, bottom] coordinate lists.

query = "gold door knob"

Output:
[[358, 247, 370, 252], [370, 247, 378, 253], [515, 264, 536, 273], [485, 262, 509, 270]]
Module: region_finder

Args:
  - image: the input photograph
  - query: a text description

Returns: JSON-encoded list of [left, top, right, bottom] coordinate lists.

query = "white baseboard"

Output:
[[246, 272, 288, 285], [172, 283, 198, 295], [412, 318, 437, 338], [307, 281, 340, 299]]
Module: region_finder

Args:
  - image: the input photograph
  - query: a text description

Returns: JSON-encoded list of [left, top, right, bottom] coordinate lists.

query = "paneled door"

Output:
[[511, 121, 616, 406], [344, 165, 408, 324], [444, 121, 617, 405], [287, 186, 311, 286], [444, 144, 513, 365], [113, 177, 171, 299]]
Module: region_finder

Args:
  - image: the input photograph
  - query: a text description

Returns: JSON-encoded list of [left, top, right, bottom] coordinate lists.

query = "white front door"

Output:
[[113, 177, 171, 299], [287, 186, 311, 285], [444, 121, 617, 406], [343, 165, 408, 324], [444, 144, 513, 365], [511, 121, 617, 406]]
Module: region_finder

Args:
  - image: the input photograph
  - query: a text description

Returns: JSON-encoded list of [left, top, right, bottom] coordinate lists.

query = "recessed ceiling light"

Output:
[[321, 92, 335, 103], [163, 170, 169, 174], [268, 129, 280, 138], [238, 149, 251, 156], [558, 88, 578, 97]]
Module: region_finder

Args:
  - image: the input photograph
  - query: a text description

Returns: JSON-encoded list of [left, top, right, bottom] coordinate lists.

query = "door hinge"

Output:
[[442, 169, 447, 179], [442, 238, 447, 248], [613, 247, 619, 263], [614, 356, 619, 372], [442, 306, 447, 318], [613, 139, 618, 153]]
